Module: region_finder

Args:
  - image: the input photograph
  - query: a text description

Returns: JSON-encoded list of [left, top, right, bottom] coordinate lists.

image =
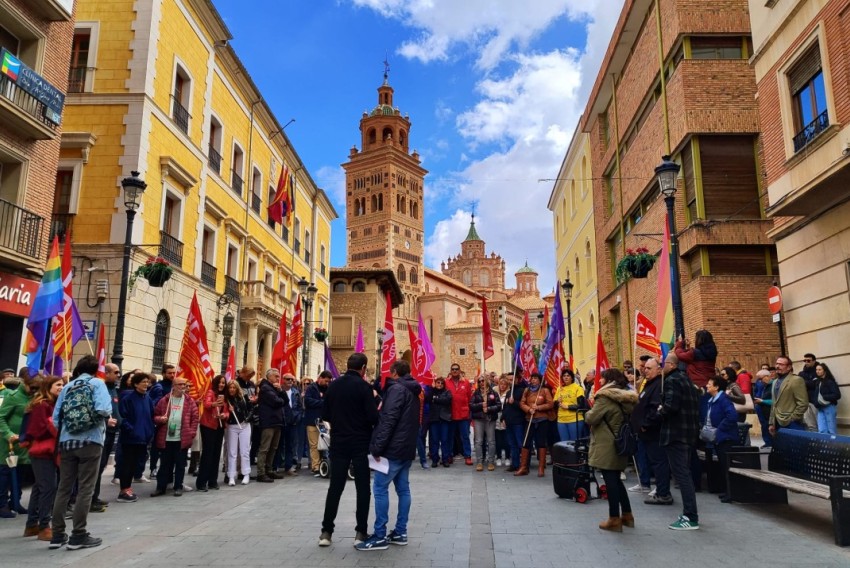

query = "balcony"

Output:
[[793, 110, 829, 153], [330, 335, 354, 348], [201, 261, 217, 288], [251, 193, 261, 214], [0, 74, 60, 140], [172, 98, 189, 134], [241, 280, 288, 315], [50, 213, 74, 242], [224, 275, 240, 299], [231, 171, 243, 195], [294, 238, 301, 254], [67, 66, 91, 93], [0, 199, 43, 259], [158, 230, 184, 267], [208, 145, 222, 174]]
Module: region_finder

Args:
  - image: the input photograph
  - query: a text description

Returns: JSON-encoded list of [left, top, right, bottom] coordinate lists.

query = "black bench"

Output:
[[726, 429, 850, 546], [697, 422, 755, 493]]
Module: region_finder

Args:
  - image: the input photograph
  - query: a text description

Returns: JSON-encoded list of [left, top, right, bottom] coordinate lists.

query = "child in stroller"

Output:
[[315, 419, 354, 480]]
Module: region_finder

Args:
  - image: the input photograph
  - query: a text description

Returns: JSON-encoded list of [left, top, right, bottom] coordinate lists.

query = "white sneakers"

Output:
[[241, 476, 250, 485], [228, 479, 236, 487], [627, 484, 651, 493]]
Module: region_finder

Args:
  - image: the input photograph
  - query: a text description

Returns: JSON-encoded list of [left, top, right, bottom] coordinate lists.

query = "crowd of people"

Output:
[[0, 330, 842, 549]]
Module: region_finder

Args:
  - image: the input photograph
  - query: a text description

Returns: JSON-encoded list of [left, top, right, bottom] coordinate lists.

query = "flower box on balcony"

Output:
[[131, 257, 173, 289], [314, 328, 328, 343]]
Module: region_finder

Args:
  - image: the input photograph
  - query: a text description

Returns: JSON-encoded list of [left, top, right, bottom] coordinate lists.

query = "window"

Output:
[[172, 64, 191, 134], [152, 310, 170, 372], [397, 264, 406, 282], [208, 116, 223, 174], [604, 168, 616, 216], [68, 31, 90, 93], [294, 218, 301, 254], [231, 144, 244, 196], [480, 269, 489, 287], [201, 227, 216, 287], [462, 269, 472, 286], [304, 230, 311, 263], [267, 186, 276, 229], [226, 244, 239, 277], [601, 111, 610, 149], [247, 258, 257, 281], [681, 141, 698, 221], [584, 240, 593, 282], [580, 157, 588, 198], [570, 180, 577, 217], [410, 268, 418, 285], [699, 136, 761, 219], [689, 36, 745, 60], [251, 166, 262, 213], [264, 271, 273, 288], [705, 246, 777, 276], [411, 201, 419, 219], [162, 193, 181, 236], [320, 245, 326, 277], [352, 281, 366, 292], [333, 282, 346, 293], [788, 44, 828, 152]]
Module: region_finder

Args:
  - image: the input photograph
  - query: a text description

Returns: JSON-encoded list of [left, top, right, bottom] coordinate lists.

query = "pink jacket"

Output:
[[154, 395, 199, 450]]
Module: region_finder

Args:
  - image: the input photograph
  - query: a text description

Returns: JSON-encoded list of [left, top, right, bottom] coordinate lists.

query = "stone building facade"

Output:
[[441, 218, 506, 293], [580, 0, 779, 371]]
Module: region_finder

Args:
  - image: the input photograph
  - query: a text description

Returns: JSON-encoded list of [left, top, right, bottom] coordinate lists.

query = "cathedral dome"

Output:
[[515, 261, 537, 275]]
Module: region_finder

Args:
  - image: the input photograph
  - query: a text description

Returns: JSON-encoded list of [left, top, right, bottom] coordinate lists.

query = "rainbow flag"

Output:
[[25, 238, 64, 374], [655, 214, 675, 358]]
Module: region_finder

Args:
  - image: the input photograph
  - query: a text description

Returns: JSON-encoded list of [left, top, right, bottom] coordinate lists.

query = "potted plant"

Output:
[[313, 327, 328, 342], [615, 247, 656, 283], [130, 256, 173, 288]]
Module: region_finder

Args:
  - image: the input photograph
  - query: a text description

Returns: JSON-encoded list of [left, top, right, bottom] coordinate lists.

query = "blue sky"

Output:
[[213, 0, 622, 291]]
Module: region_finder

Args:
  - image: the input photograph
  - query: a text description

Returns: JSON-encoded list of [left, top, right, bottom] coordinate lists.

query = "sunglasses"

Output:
[[450, 368, 460, 371]]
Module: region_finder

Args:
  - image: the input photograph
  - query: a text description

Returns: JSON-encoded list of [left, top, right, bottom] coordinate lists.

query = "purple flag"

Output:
[[324, 342, 340, 378], [355, 323, 365, 354], [417, 313, 435, 370], [538, 286, 565, 373]]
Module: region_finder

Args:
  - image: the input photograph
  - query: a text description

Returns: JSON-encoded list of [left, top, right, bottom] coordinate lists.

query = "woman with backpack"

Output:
[[22, 376, 62, 540], [585, 368, 639, 532]]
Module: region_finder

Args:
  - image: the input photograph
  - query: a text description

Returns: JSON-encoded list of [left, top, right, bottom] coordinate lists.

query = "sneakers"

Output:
[[476, 463, 484, 472], [256, 475, 274, 483], [0, 506, 16, 518], [355, 534, 389, 551], [89, 500, 108, 513], [313, 471, 322, 478], [496, 458, 503, 467], [668, 515, 699, 531], [228, 479, 236, 487], [464, 457, 473, 466], [318, 531, 332, 547], [182, 484, 194, 492], [116, 491, 138, 503], [110, 478, 120, 486], [354, 531, 369, 546], [149, 468, 158, 479], [648, 488, 657, 498], [387, 530, 408, 546], [67, 532, 103, 550], [420, 462, 430, 469], [628, 484, 651, 493], [644, 494, 674, 505], [49, 532, 68, 549], [135, 475, 151, 483]]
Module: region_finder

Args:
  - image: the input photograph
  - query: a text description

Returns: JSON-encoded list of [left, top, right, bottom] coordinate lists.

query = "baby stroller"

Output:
[[552, 411, 606, 503], [315, 420, 354, 480]]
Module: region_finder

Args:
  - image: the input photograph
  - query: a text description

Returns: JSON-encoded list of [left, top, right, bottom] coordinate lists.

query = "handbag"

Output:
[[733, 393, 754, 414], [699, 425, 717, 442]]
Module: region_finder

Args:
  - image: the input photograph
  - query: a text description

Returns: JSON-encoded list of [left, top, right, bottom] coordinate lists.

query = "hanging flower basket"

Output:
[[615, 247, 656, 283], [130, 257, 173, 289], [314, 328, 328, 342]]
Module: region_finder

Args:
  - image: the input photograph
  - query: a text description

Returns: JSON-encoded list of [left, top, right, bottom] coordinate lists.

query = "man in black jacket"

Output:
[[256, 369, 289, 483], [319, 353, 380, 548], [632, 358, 672, 505], [356, 360, 421, 551], [305, 371, 331, 476]]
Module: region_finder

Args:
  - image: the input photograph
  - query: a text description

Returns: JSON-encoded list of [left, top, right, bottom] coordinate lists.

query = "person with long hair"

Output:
[[196, 375, 229, 491], [225, 380, 251, 485], [516, 373, 553, 477], [813, 362, 841, 434], [494, 376, 512, 466], [585, 368, 639, 532], [554, 368, 586, 442], [23, 376, 61, 539], [470, 376, 501, 471], [674, 329, 718, 389], [117, 373, 155, 503], [427, 377, 453, 467]]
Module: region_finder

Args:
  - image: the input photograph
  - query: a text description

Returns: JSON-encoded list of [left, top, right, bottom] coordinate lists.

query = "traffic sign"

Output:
[[768, 286, 782, 314], [772, 313, 780, 323]]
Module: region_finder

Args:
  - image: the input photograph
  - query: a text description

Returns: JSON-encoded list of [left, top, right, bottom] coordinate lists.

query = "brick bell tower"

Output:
[[342, 66, 428, 317]]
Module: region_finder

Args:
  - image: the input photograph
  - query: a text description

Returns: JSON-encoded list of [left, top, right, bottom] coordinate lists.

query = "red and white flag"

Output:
[[635, 310, 662, 356], [284, 297, 303, 375], [481, 298, 494, 360], [224, 345, 236, 382], [407, 320, 434, 386], [519, 312, 538, 379], [593, 332, 610, 399], [380, 290, 396, 387], [270, 312, 288, 372], [177, 292, 215, 401], [95, 323, 106, 378]]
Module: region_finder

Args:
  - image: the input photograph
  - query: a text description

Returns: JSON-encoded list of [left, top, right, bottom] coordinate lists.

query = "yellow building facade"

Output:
[[548, 128, 598, 375], [59, 0, 335, 376]]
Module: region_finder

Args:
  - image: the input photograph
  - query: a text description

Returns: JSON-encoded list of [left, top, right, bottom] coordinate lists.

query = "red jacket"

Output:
[[446, 377, 472, 420], [25, 401, 58, 460], [199, 389, 229, 430], [674, 340, 715, 389], [154, 395, 199, 450]]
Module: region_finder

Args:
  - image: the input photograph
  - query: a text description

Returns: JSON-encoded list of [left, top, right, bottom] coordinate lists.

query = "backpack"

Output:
[[604, 403, 638, 457], [61, 378, 101, 434]]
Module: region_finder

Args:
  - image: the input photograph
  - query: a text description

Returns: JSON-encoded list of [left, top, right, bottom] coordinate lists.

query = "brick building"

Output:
[[748, 0, 850, 431], [581, 0, 778, 370], [0, 0, 74, 370]]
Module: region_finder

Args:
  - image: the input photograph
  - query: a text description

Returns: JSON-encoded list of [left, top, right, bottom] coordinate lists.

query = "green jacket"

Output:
[[0, 387, 31, 464], [769, 373, 808, 427], [586, 385, 638, 471]]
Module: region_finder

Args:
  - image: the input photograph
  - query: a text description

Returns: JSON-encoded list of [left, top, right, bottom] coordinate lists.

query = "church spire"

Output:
[[464, 214, 482, 242]]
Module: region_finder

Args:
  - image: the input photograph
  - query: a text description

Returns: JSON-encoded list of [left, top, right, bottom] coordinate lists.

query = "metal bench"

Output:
[[726, 429, 850, 546], [697, 422, 755, 493]]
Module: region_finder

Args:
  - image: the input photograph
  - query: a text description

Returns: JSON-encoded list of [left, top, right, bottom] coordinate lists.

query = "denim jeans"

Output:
[[417, 424, 428, 464], [557, 421, 585, 444], [817, 404, 837, 435], [372, 459, 412, 538], [645, 439, 670, 497], [634, 439, 653, 488], [756, 405, 773, 446], [429, 421, 451, 463], [473, 419, 497, 464], [453, 419, 471, 458], [273, 424, 297, 471], [665, 441, 698, 522], [506, 423, 524, 468]]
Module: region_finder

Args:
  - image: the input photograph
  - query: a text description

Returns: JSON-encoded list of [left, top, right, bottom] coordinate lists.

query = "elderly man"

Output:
[[256, 369, 289, 483], [631, 358, 671, 504], [768, 356, 809, 435]]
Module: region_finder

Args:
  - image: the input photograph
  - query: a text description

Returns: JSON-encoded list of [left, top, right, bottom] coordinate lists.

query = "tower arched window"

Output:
[[397, 264, 406, 282], [383, 127, 393, 141], [333, 282, 346, 293], [411, 201, 418, 219], [410, 268, 418, 284], [399, 130, 407, 148], [378, 193, 383, 211], [463, 270, 472, 286], [480, 269, 490, 286], [152, 310, 170, 371], [585, 239, 592, 281], [400, 197, 406, 214], [352, 281, 366, 292], [368, 128, 376, 144], [371, 194, 378, 213]]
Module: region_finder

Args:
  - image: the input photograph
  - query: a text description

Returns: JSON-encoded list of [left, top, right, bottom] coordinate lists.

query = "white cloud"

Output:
[[314, 165, 347, 212]]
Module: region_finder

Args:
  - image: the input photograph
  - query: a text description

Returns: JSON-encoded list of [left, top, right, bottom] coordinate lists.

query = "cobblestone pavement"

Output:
[[0, 458, 848, 568]]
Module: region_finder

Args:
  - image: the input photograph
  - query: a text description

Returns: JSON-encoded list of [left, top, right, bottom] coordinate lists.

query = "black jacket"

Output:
[[428, 387, 452, 422], [257, 379, 289, 428], [501, 383, 526, 426], [813, 378, 841, 409], [631, 375, 663, 441], [322, 370, 380, 457], [370, 374, 421, 461], [303, 382, 326, 424], [470, 388, 502, 421], [799, 364, 818, 400], [283, 388, 302, 425]]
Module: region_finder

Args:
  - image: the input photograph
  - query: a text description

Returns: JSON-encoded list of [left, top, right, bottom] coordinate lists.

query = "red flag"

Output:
[[541, 304, 550, 338], [481, 298, 494, 360], [95, 323, 106, 378], [224, 345, 236, 382], [284, 297, 303, 375], [594, 332, 610, 398], [407, 320, 434, 386], [270, 312, 288, 371], [51, 236, 85, 364], [519, 312, 538, 379], [268, 164, 294, 225], [177, 292, 215, 401], [380, 290, 396, 387], [543, 341, 564, 391], [635, 310, 662, 356]]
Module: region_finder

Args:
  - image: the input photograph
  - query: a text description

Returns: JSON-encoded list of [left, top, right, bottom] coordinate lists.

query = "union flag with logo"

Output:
[[177, 292, 215, 401]]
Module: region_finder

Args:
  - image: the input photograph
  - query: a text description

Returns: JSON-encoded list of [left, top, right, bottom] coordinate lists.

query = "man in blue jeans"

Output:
[[356, 360, 422, 551]]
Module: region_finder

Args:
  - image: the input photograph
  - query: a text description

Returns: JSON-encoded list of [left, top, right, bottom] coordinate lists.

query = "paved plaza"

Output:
[[0, 459, 848, 568]]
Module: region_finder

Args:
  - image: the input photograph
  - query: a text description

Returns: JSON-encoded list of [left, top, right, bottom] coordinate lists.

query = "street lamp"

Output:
[[111, 171, 147, 369], [297, 276, 318, 379], [655, 155, 685, 341], [561, 277, 574, 369], [376, 329, 384, 379]]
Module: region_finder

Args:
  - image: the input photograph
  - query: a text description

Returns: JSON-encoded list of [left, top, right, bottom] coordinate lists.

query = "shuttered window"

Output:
[[788, 44, 822, 95], [698, 136, 761, 219]]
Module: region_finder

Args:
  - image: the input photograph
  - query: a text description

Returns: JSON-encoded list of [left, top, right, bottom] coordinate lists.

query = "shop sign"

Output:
[[0, 271, 39, 317]]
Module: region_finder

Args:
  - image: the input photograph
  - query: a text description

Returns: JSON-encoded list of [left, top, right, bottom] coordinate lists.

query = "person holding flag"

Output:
[[517, 373, 554, 477], [224, 379, 252, 486]]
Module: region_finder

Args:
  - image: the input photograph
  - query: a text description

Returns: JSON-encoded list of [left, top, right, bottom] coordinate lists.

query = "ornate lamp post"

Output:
[[655, 155, 685, 341], [561, 277, 574, 368], [376, 329, 384, 379], [297, 276, 318, 378], [111, 171, 147, 369]]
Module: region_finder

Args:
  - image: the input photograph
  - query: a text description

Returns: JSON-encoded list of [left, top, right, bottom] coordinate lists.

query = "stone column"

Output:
[[247, 323, 259, 370], [263, 330, 274, 370]]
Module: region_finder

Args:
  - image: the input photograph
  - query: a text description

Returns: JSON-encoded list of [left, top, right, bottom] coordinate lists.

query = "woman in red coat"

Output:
[[23, 376, 63, 541], [674, 329, 717, 389], [151, 379, 199, 497]]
